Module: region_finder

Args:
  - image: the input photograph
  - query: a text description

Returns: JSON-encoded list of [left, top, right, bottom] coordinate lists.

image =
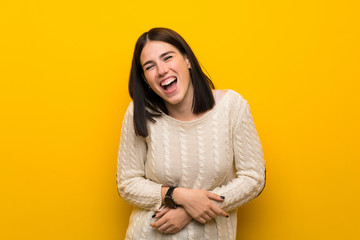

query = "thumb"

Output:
[[206, 192, 225, 202]]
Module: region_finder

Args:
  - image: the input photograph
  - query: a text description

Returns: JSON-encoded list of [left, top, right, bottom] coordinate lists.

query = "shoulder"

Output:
[[124, 101, 134, 118], [218, 89, 250, 122], [121, 101, 135, 130], [220, 89, 248, 107]]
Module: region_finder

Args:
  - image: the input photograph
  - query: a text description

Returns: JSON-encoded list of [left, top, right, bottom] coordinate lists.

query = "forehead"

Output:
[[140, 41, 180, 64]]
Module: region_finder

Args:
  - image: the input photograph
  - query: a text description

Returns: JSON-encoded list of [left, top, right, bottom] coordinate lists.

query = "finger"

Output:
[[211, 206, 229, 218], [167, 227, 183, 235], [202, 214, 212, 222], [207, 209, 217, 219], [154, 207, 171, 219], [165, 226, 182, 235], [196, 217, 207, 224], [206, 192, 225, 202], [157, 222, 170, 233], [150, 217, 167, 228], [163, 226, 175, 234], [164, 226, 177, 235], [164, 229, 173, 234]]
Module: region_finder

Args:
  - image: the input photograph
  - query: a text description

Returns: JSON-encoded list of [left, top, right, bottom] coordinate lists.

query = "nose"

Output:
[[157, 62, 168, 76]]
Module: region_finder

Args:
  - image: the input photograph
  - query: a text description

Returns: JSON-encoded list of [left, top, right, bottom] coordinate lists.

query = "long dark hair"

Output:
[[129, 27, 215, 137]]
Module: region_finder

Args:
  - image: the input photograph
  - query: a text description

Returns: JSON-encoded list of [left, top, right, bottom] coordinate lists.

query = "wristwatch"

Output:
[[164, 186, 177, 209]]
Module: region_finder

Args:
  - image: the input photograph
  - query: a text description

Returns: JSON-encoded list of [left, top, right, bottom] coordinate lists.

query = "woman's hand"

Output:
[[173, 188, 228, 224], [150, 206, 192, 234]]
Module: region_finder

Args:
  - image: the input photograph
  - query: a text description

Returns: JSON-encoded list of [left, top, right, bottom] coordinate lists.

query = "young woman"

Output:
[[117, 27, 266, 239]]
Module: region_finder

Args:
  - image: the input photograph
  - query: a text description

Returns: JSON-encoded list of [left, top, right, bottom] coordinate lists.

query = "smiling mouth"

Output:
[[160, 77, 177, 91]]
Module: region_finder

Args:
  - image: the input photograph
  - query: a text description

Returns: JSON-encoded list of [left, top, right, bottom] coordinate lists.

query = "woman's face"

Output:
[[140, 41, 192, 108]]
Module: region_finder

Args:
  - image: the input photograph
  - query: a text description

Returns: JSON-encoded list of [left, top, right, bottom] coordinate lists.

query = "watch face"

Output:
[[164, 196, 177, 208]]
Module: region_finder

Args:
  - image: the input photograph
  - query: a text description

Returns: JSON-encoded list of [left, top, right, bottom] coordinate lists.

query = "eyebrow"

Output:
[[142, 51, 175, 67]]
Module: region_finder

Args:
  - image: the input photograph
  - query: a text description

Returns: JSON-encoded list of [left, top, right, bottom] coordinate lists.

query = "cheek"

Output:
[[144, 72, 154, 84]]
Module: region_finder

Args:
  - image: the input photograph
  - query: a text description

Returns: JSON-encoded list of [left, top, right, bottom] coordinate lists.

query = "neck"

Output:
[[167, 103, 194, 121]]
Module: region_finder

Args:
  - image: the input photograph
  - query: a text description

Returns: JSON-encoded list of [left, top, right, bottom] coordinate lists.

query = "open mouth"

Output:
[[160, 77, 177, 92]]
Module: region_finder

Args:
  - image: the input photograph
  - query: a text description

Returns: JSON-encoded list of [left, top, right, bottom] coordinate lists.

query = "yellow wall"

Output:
[[1, 0, 359, 239]]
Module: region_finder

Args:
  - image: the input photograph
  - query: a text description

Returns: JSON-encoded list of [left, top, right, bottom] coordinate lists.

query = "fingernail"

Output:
[[220, 196, 225, 199], [226, 215, 229, 218], [152, 214, 156, 218]]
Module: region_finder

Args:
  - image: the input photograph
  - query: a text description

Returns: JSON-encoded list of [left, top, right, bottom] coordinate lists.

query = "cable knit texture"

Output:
[[117, 90, 265, 240]]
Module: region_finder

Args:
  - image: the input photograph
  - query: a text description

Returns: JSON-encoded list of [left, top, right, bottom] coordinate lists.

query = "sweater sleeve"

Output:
[[210, 101, 266, 212], [116, 102, 162, 211]]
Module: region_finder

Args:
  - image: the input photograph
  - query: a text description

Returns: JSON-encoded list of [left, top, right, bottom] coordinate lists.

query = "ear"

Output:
[[185, 56, 191, 69]]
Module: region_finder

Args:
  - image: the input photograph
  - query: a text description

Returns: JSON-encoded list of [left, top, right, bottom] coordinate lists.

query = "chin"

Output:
[[164, 96, 183, 106]]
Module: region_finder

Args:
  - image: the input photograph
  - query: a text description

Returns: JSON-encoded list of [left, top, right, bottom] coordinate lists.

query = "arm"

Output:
[[116, 102, 162, 211], [160, 186, 228, 224], [150, 188, 227, 234], [210, 101, 266, 211]]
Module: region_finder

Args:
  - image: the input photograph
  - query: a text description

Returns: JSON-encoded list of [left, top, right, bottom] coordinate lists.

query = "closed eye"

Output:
[[145, 65, 154, 71], [164, 55, 173, 61]]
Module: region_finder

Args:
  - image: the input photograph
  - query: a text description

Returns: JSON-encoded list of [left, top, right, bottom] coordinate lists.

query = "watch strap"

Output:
[[166, 186, 176, 197]]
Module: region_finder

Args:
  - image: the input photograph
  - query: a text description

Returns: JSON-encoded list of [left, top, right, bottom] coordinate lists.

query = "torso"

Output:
[[123, 90, 249, 240]]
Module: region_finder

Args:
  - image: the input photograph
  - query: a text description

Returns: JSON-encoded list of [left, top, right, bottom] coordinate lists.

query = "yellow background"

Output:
[[1, 0, 359, 239]]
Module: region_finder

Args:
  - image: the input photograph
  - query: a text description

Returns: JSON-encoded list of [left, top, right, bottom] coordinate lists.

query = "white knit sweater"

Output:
[[117, 90, 266, 240]]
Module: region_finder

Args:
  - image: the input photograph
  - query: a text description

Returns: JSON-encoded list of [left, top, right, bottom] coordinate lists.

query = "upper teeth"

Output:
[[161, 77, 176, 86]]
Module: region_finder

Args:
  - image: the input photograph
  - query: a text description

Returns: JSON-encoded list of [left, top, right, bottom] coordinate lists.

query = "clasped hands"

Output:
[[150, 188, 228, 234]]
